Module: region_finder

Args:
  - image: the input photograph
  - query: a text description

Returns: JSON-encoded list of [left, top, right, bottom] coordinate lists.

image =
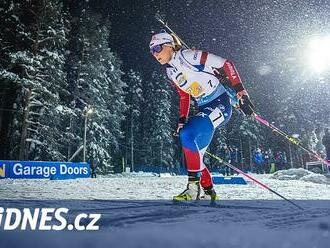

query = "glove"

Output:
[[213, 67, 230, 85], [176, 116, 188, 135], [237, 90, 255, 116]]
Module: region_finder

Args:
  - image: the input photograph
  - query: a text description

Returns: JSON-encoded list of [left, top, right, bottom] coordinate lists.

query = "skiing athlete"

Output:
[[149, 31, 255, 201]]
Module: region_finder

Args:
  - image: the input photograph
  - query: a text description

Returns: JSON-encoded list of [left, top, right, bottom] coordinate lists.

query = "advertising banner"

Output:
[[0, 161, 90, 180]]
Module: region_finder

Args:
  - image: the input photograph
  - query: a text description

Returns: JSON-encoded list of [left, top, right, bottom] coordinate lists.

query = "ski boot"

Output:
[[173, 181, 201, 201], [200, 186, 219, 203]]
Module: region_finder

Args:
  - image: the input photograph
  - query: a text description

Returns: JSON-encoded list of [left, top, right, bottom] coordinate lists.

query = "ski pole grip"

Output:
[[254, 114, 269, 126]]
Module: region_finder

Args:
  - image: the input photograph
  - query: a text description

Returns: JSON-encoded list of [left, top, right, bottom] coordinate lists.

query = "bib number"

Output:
[[209, 107, 225, 128]]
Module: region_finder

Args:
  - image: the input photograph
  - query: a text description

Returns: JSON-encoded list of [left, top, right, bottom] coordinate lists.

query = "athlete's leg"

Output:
[[198, 94, 232, 188], [180, 93, 232, 178], [200, 166, 213, 188], [175, 94, 232, 201], [179, 114, 214, 173], [174, 115, 214, 201]]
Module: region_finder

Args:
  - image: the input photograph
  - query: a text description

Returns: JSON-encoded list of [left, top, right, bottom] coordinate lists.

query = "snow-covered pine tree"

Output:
[[0, 0, 71, 161], [0, 0, 23, 158], [66, 8, 127, 173], [141, 71, 176, 170], [122, 69, 144, 170], [275, 76, 330, 155]]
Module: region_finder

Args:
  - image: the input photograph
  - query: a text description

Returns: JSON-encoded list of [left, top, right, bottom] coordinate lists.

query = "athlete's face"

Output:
[[152, 45, 174, 65]]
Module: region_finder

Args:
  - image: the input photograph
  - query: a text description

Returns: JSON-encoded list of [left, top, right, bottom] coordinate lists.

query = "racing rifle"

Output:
[[155, 13, 190, 49]]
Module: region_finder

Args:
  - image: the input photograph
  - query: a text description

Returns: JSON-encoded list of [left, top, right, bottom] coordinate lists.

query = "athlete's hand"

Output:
[[175, 116, 188, 136], [237, 90, 255, 116]]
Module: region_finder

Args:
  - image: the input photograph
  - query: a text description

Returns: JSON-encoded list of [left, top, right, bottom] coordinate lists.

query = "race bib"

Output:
[[186, 81, 204, 97], [208, 107, 225, 128]]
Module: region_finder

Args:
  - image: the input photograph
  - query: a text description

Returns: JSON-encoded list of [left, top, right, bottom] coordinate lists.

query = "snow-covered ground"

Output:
[[1, 169, 330, 248], [0, 169, 329, 200]]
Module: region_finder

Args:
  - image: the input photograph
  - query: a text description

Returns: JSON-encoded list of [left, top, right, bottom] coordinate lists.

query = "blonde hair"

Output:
[[170, 33, 183, 51]]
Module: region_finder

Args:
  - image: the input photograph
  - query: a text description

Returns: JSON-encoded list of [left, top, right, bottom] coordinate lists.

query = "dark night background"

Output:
[[108, 0, 330, 163], [107, 0, 330, 122], [0, 0, 329, 172], [106, 0, 329, 76], [1, 3, 330, 247]]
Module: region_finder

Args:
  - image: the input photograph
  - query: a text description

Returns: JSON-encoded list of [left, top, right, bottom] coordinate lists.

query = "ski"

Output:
[[173, 200, 279, 210]]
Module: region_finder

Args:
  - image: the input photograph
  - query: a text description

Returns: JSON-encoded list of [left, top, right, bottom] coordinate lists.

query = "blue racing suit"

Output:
[[166, 48, 246, 188]]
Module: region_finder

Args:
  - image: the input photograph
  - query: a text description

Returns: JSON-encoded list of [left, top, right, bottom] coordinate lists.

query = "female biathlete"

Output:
[[149, 31, 255, 202]]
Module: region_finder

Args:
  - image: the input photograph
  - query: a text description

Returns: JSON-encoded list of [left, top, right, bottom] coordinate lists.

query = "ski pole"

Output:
[[205, 151, 304, 210], [254, 114, 330, 168]]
